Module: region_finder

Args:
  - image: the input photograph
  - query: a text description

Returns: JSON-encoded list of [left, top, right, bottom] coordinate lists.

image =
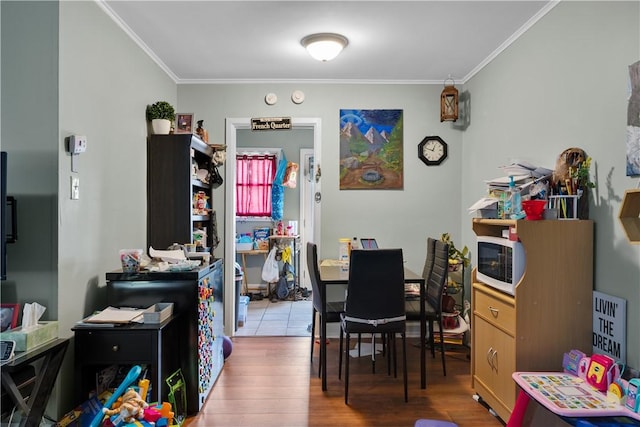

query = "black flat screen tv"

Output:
[[1, 151, 6, 280]]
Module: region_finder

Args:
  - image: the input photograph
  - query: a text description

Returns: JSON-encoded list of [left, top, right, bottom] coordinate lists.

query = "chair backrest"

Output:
[[426, 240, 449, 313], [421, 237, 437, 280], [306, 242, 324, 313], [345, 249, 405, 321]]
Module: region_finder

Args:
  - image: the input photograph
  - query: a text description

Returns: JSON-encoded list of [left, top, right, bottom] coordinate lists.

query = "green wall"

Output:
[[462, 1, 640, 369]]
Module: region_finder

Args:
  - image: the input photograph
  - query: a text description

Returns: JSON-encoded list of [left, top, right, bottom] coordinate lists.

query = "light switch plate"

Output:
[[71, 176, 80, 200]]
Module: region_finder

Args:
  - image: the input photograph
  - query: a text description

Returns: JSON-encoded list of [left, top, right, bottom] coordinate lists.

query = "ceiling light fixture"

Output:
[[301, 33, 348, 62]]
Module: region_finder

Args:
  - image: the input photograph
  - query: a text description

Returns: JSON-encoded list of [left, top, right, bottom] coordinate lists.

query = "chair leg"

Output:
[[393, 333, 398, 378], [371, 334, 376, 374], [358, 333, 361, 357], [338, 325, 344, 380], [387, 333, 392, 376], [345, 332, 350, 405], [428, 319, 436, 358], [402, 331, 408, 402], [438, 317, 447, 377], [310, 307, 317, 364]]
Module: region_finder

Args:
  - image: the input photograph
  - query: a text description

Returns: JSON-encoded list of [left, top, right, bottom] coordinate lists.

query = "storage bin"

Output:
[[238, 296, 250, 326], [236, 242, 253, 251]]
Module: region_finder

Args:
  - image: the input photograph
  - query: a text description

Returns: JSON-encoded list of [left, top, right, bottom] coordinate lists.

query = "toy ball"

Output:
[[222, 336, 233, 359]]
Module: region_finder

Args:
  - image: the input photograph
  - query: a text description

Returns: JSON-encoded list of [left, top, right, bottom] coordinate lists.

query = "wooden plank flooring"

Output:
[[184, 336, 505, 427]]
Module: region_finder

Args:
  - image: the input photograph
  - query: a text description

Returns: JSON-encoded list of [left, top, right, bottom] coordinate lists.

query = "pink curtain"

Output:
[[236, 154, 277, 216]]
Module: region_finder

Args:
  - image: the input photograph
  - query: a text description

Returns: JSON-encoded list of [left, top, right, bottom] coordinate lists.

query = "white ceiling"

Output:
[[100, 1, 555, 84]]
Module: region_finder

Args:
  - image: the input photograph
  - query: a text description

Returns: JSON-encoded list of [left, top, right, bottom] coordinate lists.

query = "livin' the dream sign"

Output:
[[251, 117, 292, 131], [593, 290, 626, 363]]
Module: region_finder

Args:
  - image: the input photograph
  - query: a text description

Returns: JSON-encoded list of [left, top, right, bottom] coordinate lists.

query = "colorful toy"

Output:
[[586, 354, 621, 392], [90, 365, 142, 427], [562, 349, 586, 376], [102, 388, 149, 426], [222, 335, 233, 359], [625, 378, 640, 413]]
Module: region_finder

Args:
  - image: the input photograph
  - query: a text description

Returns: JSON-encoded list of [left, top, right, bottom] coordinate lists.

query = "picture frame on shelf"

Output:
[[175, 113, 194, 134], [1, 303, 20, 332]]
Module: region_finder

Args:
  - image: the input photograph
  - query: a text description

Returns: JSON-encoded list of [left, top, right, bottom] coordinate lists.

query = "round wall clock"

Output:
[[418, 136, 448, 166]]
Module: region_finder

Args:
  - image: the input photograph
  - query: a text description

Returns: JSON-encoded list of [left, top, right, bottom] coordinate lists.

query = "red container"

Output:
[[522, 200, 547, 220]]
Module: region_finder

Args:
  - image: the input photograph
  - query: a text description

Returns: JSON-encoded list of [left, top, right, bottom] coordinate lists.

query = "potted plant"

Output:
[[440, 233, 470, 270], [146, 101, 175, 134], [440, 233, 470, 296]]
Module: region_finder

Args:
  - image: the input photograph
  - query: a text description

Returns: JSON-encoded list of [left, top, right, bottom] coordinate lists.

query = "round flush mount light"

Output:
[[301, 33, 348, 62]]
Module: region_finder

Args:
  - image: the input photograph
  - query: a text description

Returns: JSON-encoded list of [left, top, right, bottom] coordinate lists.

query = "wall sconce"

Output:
[[301, 33, 348, 62], [440, 76, 459, 122]]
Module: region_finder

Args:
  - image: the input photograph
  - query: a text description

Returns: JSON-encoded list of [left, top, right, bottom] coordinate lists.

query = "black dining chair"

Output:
[[338, 248, 407, 404], [406, 238, 449, 376], [307, 242, 345, 380]]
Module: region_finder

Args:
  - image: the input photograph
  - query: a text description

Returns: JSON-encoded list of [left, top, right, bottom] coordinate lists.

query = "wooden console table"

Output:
[[1, 338, 69, 426]]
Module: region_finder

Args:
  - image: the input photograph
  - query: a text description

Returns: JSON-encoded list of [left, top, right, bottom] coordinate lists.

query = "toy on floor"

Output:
[[90, 365, 143, 427], [223, 335, 233, 359], [102, 388, 149, 425]]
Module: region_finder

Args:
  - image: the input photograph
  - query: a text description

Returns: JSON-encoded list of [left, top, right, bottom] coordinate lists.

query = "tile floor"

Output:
[[235, 297, 313, 337]]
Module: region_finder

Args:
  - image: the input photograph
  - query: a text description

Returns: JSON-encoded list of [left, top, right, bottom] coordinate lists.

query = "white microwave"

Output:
[[476, 235, 526, 295]]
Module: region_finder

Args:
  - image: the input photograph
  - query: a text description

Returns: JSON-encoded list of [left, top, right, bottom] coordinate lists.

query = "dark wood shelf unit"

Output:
[[147, 134, 215, 252]]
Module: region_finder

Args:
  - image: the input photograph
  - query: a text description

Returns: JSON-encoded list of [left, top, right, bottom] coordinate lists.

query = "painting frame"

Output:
[[175, 113, 194, 134], [1, 303, 20, 332], [339, 109, 404, 190]]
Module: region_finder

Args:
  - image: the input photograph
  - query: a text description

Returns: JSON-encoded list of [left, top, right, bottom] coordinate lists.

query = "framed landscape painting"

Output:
[[339, 109, 403, 190]]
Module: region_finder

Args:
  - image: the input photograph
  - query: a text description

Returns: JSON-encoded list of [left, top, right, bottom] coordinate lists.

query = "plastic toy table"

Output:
[[507, 372, 640, 426]]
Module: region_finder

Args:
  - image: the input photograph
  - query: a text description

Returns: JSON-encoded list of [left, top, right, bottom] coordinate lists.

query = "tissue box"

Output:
[[0, 321, 58, 351], [142, 303, 173, 324]]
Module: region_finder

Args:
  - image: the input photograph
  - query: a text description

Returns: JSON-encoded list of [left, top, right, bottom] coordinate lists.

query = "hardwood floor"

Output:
[[184, 336, 505, 427]]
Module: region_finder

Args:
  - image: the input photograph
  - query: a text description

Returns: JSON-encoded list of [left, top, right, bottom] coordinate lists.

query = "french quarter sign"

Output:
[[251, 117, 292, 131]]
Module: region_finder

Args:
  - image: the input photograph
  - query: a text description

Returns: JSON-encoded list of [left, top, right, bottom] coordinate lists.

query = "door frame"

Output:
[[224, 117, 322, 336], [299, 148, 315, 290]]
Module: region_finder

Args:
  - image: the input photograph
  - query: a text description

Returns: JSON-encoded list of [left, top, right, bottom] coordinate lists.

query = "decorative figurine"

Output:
[[195, 120, 209, 143]]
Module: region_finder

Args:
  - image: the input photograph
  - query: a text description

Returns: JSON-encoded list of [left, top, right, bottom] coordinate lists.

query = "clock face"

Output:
[[418, 136, 447, 166]]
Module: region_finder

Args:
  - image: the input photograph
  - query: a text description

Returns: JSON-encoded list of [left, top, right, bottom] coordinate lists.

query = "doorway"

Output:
[[224, 118, 322, 337]]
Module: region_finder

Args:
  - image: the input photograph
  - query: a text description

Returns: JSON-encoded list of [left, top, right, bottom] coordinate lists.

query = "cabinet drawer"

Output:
[[76, 331, 153, 363], [473, 285, 515, 335]]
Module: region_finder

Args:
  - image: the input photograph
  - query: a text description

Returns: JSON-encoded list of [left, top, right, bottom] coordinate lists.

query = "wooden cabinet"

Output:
[[471, 219, 593, 422], [105, 260, 224, 415], [147, 134, 217, 253]]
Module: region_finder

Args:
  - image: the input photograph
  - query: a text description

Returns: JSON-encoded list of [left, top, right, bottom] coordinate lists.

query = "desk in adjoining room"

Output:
[[236, 248, 268, 294]]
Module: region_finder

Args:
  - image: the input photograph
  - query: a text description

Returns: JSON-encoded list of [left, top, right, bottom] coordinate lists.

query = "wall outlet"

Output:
[[71, 176, 80, 200]]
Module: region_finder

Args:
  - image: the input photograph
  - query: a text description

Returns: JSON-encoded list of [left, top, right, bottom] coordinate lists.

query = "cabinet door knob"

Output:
[[488, 306, 499, 317], [112, 345, 119, 352]]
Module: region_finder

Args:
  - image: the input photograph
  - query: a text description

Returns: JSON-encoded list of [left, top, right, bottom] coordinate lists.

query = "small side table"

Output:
[[72, 315, 180, 406], [1, 338, 69, 427]]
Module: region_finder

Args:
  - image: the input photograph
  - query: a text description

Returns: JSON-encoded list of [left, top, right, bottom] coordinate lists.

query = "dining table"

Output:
[[319, 260, 428, 391]]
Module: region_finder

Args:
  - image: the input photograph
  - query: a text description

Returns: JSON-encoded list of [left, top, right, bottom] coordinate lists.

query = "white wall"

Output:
[[462, 1, 640, 369], [3, 0, 639, 418], [59, 0, 176, 415], [178, 83, 465, 278]]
